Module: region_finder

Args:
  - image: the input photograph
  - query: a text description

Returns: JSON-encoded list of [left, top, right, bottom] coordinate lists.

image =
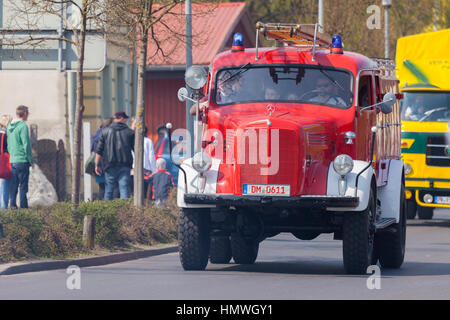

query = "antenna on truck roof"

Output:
[[255, 22, 332, 62]]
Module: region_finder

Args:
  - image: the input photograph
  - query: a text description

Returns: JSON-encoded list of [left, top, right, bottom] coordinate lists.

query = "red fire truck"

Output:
[[171, 22, 406, 274]]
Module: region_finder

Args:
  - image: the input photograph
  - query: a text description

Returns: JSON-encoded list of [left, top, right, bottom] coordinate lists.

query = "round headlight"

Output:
[[333, 154, 354, 176], [185, 66, 208, 90], [404, 163, 412, 175], [192, 152, 212, 173], [423, 194, 433, 204]]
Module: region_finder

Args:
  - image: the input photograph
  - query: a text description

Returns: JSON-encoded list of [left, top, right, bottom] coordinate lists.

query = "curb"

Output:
[[0, 245, 178, 276]]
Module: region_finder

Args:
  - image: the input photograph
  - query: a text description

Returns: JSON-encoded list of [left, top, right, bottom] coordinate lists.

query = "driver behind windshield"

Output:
[[404, 95, 425, 120], [310, 77, 346, 107], [215, 71, 242, 104]]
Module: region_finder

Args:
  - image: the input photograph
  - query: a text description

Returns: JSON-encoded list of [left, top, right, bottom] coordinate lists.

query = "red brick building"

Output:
[[145, 2, 258, 143]]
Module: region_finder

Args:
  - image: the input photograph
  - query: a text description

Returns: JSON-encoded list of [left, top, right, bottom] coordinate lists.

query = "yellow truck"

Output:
[[396, 29, 450, 219]]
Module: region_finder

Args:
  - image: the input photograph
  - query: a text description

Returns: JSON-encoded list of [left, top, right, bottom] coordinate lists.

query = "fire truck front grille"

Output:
[[239, 128, 298, 188], [426, 135, 450, 167]]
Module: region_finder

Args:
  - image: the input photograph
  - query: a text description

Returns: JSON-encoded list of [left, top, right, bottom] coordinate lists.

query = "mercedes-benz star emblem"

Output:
[[267, 104, 276, 116]]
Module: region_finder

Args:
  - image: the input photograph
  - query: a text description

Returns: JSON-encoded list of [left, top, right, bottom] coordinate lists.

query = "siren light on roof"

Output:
[[232, 32, 245, 52], [331, 34, 343, 54]]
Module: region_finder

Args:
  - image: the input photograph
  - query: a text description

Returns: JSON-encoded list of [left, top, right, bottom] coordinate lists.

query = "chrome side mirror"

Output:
[[379, 92, 396, 114]]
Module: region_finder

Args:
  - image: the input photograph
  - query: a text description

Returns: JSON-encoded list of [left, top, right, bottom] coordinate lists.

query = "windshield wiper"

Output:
[[219, 62, 251, 86], [319, 68, 353, 100]]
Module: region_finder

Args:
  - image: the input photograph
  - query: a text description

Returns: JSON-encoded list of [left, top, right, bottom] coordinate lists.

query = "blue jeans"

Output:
[[0, 178, 11, 210], [104, 166, 131, 200], [9, 162, 30, 209]]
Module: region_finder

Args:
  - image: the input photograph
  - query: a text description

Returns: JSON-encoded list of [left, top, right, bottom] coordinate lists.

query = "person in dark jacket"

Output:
[[148, 158, 174, 205], [95, 111, 134, 200], [91, 117, 113, 200]]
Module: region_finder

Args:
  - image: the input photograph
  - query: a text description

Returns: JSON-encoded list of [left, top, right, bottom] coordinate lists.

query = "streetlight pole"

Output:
[[185, 0, 194, 156], [434, 0, 439, 31], [382, 0, 392, 59], [318, 0, 324, 31]]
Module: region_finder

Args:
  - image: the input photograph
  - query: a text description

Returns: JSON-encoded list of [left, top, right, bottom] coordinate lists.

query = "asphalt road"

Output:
[[0, 210, 449, 300]]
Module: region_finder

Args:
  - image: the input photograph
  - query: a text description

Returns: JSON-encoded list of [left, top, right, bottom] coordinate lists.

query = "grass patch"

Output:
[[0, 190, 179, 263]]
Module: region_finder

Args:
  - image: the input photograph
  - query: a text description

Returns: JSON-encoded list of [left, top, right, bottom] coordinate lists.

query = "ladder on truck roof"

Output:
[[255, 22, 332, 61], [256, 22, 332, 47]]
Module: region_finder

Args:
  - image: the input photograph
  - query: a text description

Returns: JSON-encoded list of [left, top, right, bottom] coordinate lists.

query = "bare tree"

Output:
[[105, 0, 219, 207], [1, 0, 106, 207]]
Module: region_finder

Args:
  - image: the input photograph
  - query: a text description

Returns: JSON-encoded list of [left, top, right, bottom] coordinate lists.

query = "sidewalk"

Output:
[[0, 244, 178, 276]]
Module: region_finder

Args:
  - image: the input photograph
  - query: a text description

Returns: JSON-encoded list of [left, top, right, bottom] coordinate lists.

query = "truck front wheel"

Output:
[[417, 206, 434, 220], [342, 188, 376, 275], [377, 182, 406, 269], [406, 199, 417, 219], [230, 233, 259, 264], [178, 208, 211, 270]]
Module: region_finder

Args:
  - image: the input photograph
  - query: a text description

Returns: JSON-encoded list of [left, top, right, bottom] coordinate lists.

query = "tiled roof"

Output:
[[147, 2, 248, 66]]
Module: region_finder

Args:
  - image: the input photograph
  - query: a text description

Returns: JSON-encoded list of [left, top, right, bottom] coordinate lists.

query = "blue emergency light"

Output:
[[233, 33, 243, 46], [232, 33, 244, 52], [331, 34, 343, 54]]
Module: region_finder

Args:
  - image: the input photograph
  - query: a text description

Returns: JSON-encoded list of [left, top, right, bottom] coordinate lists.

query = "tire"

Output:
[[209, 236, 232, 264], [230, 233, 259, 264], [417, 206, 434, 220], [377, 183, 406, 269], [178, 208, 211, 270], [406, 199, 417, 219], [342, 187, 376, 275]]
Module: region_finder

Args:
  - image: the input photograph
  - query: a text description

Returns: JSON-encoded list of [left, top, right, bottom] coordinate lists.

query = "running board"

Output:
[[375, 218, 397, 230]]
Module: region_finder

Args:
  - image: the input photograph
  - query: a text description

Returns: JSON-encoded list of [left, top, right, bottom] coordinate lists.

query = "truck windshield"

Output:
[[213, 65, 353, 108], [401, 91, 450, 122]]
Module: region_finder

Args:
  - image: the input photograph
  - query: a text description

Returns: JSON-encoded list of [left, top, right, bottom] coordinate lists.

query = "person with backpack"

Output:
[[91, 117, 114, 200], [0, 114, 13, 210]]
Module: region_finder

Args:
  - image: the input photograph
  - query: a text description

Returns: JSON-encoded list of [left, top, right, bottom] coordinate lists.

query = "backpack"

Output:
[[0, 133, 12, 179]]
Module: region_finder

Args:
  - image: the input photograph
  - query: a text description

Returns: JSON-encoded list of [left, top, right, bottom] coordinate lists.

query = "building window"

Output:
[[116, 65, 125, 112]]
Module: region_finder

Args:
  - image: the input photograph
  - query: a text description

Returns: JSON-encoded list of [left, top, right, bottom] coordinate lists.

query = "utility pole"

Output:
[[318, 0, 324, 31], [434, 0, 439, 31], [382, 0, 392, 59], [185, 0, 194, 156]]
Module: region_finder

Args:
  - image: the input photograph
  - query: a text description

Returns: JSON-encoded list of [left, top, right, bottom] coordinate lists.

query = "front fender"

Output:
[[326, 160, 374, 212], [377, 159, 404, 222], [177, 158, 220, 208]]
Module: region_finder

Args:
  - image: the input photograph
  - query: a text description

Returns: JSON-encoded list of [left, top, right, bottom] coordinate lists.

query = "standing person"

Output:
[[154, 125, 169, 159], [142, 126, 156, 200], [95, 111, 134, 200], [91, 117, 113, 200], [130, 124, 156, 199], [0, 115, 13, 210], [148, 158, 174, 206], [7, 106, 34, 209]]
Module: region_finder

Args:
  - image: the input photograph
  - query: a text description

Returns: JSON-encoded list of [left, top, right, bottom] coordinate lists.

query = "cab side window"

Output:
[[358, 75, 373, 107]]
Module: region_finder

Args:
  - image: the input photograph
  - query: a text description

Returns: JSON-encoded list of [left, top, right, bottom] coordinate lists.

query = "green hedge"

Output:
[[0, 192, 179, 263]]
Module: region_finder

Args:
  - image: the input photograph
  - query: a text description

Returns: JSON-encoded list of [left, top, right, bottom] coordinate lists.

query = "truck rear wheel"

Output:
[[406, 199, 417, 219], [230, 234, 259, 264], [178, 208, 211, 270], [377, 183, 406, 269], [209, 236, 232, 264], [342, 188, 376, 275], [417, 206, 434, 220]]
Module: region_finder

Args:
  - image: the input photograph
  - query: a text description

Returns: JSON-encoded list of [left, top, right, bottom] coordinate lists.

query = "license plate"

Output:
[[243, 184, 290, 197], [434, 196, 450, 204]]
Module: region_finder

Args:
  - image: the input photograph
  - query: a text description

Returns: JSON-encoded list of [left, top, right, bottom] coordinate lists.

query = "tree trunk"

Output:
[[71, 9, 87, 207], [133, 27, 148, 207]]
